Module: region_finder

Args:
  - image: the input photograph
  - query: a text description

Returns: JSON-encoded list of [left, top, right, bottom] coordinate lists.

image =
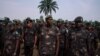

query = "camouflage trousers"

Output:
[[71, 48, 88, 56]]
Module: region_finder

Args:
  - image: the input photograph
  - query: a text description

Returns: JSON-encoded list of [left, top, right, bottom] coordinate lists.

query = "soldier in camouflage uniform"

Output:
[[65, 21, 76, 56], [68, 16, 89, 56], [23, 19, 37, 56], [38, 16, 60, 56], [13, 20, 23, 56], [3, 22, 21, 56], [57, 19, 66, 56], [0, 22, 4, 56], [86, 25, 98, 56]]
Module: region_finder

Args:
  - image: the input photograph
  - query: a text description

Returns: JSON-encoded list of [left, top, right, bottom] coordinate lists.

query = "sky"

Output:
[[0, 0, 100, 21]]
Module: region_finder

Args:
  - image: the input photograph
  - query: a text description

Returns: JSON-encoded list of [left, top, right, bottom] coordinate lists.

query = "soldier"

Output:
[[65, 21, 76, 56], [13, 20, 23, 56], [87, 25, 98, 56], [35, 19, 42, 35], [57, 19, 66, 56], [70, 21, 75, 30], [3, 22, 21, 56], [38, 16, 60, 56], [68, 16, 89, 56], [23, 19, 37, 56], [0, 22, 4, 56]]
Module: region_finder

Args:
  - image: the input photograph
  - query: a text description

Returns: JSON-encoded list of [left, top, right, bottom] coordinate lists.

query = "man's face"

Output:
[[27, 21, 33, 28], [47, 18, 53, 25], [88, 26, 93, 31], [77, 22, 83, 27], [57, 22, 61, 26]]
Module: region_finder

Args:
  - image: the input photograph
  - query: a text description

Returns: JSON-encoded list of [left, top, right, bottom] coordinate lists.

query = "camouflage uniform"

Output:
[[16, 27, 22, 56], [3, 29, 20, 56], [68, 29, 88, 56], [65, 27, 71, 56], [56, 19, 65, 56], [23, 27, 36, 56], [68, 16, 89, 56], [38, 25, 59, 56], [87, 30, 98, 56], [58, 25, 67, 56], [0, 23, 4, 56]]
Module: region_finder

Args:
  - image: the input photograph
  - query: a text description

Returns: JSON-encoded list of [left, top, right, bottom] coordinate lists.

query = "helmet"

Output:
[[74, 16, 83, 23]]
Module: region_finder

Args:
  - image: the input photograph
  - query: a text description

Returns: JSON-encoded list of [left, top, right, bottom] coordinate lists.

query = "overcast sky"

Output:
[[0, 0, 100, 21]]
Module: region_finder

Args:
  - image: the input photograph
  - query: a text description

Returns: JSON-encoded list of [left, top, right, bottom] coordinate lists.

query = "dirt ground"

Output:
[[19, 43, 39, 56]]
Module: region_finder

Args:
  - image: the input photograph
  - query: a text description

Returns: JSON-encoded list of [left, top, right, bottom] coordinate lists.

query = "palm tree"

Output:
[[38, 0, 59, 16]]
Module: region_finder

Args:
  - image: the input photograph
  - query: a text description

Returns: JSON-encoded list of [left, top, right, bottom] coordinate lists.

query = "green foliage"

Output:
[[38, 0, 59, 16]]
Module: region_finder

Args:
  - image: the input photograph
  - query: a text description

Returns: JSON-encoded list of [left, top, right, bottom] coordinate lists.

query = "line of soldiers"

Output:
[[0, 16, 100, 56]]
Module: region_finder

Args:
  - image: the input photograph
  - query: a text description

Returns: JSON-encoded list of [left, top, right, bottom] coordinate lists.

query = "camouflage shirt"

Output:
[[4, 30, 20, 54], [87, 31, 98, 53], [69, 29, 88, 56], [59, 27, 67, 48], [24, 27, 36, 46], [39, 25, 59, 55]]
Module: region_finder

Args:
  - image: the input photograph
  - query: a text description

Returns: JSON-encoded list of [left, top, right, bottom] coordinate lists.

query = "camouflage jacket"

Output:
[[68, 28, 88, 55], [23, 27, 36, 46], [4, 30, 20, 54], [38, 25, 59, 55]]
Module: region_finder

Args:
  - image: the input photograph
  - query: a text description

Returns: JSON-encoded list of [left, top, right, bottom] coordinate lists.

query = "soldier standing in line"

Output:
[[0, 22, 4, 56], [64, 21, 76, 56], [13, 20, 23, 56], [23, 19, 37, 56], [3, 22, 21, 56], [86, 25, 99, 56], [57, 19, 66, 56], [38, 16, 60, 56], [68, 16, 89, 56]]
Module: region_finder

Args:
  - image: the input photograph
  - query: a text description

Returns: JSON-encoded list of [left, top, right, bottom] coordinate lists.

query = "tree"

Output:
[[38, 0, 59, 16]]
